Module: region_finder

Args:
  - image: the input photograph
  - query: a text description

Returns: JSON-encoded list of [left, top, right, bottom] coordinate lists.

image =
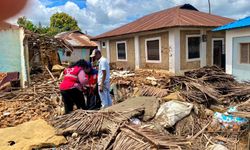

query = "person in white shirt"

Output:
[[90, 49, 112, 108]]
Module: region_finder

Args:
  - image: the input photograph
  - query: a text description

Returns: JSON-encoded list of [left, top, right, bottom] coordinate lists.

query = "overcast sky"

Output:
[[7, 0, 250, 36]]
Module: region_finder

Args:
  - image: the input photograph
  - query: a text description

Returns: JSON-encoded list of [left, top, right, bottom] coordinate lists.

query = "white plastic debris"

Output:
[[155, 100, 193, 128], [130, 118, 141, 125], [206, 144, 228, 150]]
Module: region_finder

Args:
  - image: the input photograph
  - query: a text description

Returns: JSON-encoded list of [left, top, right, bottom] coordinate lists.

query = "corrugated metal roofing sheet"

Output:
[[55, 31, 97, 47], [92, 4, 234, 40], [213, 16, 250, 31]]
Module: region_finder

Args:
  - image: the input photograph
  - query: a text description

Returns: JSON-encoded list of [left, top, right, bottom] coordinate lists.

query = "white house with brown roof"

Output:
[[55, 31, 97, 63], [92, 4, 234, 73]]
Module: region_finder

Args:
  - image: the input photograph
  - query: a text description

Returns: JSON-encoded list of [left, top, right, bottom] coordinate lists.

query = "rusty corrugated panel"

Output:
[[55, 31, 97, 47], [92, 4, 234, 40]]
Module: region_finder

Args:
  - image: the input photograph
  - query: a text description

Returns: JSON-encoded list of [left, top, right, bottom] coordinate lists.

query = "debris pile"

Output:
[[51, 109, 192, 149], [0, 66, 249, 150], [110, 70, 170, 101], [0, 72, 63, 128], [25, 30, 68, 73], [168, 66, 250, 105]]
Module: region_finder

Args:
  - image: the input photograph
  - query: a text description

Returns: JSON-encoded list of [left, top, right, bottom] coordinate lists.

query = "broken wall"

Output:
[[0, 28, 28, 87]]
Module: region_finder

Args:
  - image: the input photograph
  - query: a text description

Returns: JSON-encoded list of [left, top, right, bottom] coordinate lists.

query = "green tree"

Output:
[[17, 16, 36, 32], [17, 13, 81, 36], [50, 12, 80, 32]]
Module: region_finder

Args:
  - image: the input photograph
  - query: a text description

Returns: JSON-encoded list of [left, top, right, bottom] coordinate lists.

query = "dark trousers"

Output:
[[61, 88, 86, 114], [86, 85, 101, 110]]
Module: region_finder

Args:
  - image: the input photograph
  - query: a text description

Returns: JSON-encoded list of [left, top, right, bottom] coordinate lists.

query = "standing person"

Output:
[[83, 62, 101, 110], [90, 49, 112, 108], [90, 50, 99, 70], [59, 59, 88, 114]]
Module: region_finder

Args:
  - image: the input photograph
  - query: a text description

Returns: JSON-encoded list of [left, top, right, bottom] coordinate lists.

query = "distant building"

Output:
[[92, 4, 234, 73], [214, 17, 250, 81], [55, 31, 97, 63]]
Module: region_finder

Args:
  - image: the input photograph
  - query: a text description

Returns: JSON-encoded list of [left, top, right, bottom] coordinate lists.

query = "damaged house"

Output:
[[0, 22, 69, 88], [55, 30, 97, 63], [92, 4, 234, 73]]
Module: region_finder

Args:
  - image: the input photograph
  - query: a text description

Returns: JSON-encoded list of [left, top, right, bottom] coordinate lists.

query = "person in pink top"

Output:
[[60, 59, 88, 114]]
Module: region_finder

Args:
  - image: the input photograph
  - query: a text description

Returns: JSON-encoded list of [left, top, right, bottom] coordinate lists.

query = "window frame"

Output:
[[116, 41, 127, 61], [239, 43, 250, 64], [145, 37, 162, 63], [186, 34, 201, 62], [102, 41, 106, 48]]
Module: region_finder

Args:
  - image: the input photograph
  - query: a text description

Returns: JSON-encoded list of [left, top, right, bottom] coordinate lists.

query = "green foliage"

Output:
[[17, 16, 36, 32], [17, 12, 81, 36], [50, 12, 80, 32]]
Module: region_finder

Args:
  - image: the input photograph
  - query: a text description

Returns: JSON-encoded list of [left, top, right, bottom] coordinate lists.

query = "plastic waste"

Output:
[[206, 144, 228, 150], [154, 100, 193, 128], [213, 106, 248, 130], [130, 118, 141, 125]]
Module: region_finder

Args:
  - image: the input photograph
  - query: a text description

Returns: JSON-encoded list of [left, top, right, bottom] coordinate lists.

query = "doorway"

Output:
[[212, 38, 225, 69]]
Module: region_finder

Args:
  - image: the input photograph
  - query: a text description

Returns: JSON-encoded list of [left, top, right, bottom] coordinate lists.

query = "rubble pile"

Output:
[[110, 70, 170, 101], [168, 66, 250, 105], [25, 30, 66, 72], [0, 66, 249, 150], [0, 72, 63, 128], [51, 108, 192, 149]]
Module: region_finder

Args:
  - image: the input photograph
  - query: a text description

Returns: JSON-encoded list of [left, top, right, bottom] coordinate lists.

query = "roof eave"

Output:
[[92, 25, 221, 40]]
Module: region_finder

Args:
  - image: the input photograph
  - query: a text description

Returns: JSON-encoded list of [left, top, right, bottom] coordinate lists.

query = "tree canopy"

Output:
[[50, 12, 80, 31], [17, 16, 36, 32], [17, 12, 81, 36]]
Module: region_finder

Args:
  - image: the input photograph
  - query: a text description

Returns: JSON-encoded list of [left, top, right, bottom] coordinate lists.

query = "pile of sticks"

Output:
[[139, 86, 169, 98], [52, 110, 193, 150], [168, 66, 250, 105]]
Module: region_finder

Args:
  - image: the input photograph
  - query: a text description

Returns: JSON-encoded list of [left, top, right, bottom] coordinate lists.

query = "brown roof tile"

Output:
[[93, 4, 234, 40]]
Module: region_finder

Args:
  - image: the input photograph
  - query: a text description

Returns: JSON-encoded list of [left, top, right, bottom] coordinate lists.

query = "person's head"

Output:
[[69, 59, 87, 68], [84, 62, 92, 74], [95, 50, 102, 60], [90, 49, 102, 60]]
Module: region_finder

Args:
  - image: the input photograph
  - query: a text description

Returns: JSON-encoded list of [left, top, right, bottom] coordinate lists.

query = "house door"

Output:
[[212, 38, 225, 69]]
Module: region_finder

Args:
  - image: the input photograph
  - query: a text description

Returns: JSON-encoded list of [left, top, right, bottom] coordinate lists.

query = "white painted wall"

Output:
[[60, 48, 90, 63], [106, 40, 110, 62], [200, 29, 207, 67], [97, 41, 101, 50], [19, 28, 28, 87], [134, 36, 140, 69], [225, 27, 250, 74], [168, 28, 180, 73]]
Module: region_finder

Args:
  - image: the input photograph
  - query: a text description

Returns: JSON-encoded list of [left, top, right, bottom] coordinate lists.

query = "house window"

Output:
[[116, 41, 127, 61], [240, 43, 250, 64], [145, 37, 161, 62], [66, 51, 71, 57], [102, 41, 106, 48], [186, 35, 201, 60]]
